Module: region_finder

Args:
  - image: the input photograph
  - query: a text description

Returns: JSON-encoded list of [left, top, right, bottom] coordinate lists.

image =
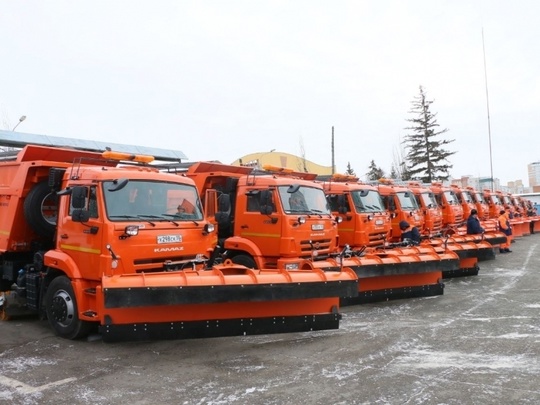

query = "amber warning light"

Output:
[[102, 150, 155, 163]]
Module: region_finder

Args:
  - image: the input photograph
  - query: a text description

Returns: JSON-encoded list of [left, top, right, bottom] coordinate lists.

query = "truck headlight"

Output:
[[124, 225, 139, 237]]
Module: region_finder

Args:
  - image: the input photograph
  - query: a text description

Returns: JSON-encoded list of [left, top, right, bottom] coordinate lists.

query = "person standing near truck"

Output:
[[498, 209, 513, 253]]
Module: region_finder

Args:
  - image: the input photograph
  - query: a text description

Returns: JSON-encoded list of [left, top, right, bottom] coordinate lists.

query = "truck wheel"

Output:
[[23, 181, 58, 238], [231, 254, 257, 269], [45, 276, 92, 339]]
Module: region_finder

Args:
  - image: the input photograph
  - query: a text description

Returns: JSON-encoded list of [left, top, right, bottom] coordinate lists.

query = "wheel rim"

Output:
[[41, 192, 58, 225], [50, 290, 75, 327]]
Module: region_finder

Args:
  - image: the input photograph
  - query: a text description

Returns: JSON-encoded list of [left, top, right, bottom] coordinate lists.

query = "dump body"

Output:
[[1, 145, 358, 341]]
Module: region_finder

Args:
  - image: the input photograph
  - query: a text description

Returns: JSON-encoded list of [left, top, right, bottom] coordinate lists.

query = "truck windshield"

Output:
[[103, 180, 203, 221], [279, 186, 330, 214], [474, 192, 485, 204], [396, 191, 418, 210], [443, 191, 459, 205], [351, 190, 384, 212], [492, 195, 504, 205], [461, 191, 474, 203], [420, 192, 438, 208]]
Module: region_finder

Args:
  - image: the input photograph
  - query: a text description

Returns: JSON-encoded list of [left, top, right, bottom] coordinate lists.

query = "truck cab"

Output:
[[377, 179, 424, 242], [407, 182, 443, 237], [186, 162, 342, 270], [430, 182, 464, 229], [467, 186, 490, 220], [321, 175, 390, 248]]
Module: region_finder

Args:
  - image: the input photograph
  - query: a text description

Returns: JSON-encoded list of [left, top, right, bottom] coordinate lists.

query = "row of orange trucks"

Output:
[[1, 132, 537, 342]]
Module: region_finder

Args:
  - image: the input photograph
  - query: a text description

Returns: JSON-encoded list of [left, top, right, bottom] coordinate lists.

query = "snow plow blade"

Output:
[[97, 264, 358, 342], [311, 246, 457, 305], [447, 236, 496, 262], [427, 239, 483, 278]]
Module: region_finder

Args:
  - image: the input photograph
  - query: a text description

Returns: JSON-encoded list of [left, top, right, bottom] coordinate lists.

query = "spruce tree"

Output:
[[345, 162, 356, 176], [366, 160, 385, 181], [403, 86, 456, 182], [389, 164, 397, 179]]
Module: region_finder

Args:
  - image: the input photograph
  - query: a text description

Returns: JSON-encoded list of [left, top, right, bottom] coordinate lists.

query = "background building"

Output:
[[528, 162, 540, 191], [232, 151, 334, 175]]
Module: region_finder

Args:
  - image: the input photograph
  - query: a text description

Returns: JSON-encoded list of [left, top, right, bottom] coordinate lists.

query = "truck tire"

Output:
[[231, 254, 257, 269], [45, 276, 92, 340], [23, 181, 58, 238]]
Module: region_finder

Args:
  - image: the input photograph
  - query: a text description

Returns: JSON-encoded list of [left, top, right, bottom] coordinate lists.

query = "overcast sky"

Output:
[[1, 1, 538, 185]]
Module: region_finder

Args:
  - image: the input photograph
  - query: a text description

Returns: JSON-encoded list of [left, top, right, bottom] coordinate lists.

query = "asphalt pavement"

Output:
[[1, 234, 540, 405]]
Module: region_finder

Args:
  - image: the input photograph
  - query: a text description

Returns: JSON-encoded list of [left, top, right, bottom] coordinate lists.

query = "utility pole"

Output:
[[482, 28, 494, 192], [331, 126, 335, 174]]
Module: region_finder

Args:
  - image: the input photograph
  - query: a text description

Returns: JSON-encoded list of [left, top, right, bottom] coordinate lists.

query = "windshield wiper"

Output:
[[162, 213, 199, 226], [135, 215, 158, 226], [108, 214, 156, 226], [109, 215, 139, 219]]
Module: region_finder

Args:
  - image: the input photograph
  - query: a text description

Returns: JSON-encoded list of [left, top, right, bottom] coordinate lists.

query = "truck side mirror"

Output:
[[107, 178, 129, 192], [337, 195, 348, 214], [72, 209, 90, 223], [71, 186, 87, 209], [259, 190, 274, 215]]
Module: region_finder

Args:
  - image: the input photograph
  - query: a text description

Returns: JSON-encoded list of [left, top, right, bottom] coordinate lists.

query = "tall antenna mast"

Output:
[[482, 28, 494, 192], [331, 126, 335, 174]]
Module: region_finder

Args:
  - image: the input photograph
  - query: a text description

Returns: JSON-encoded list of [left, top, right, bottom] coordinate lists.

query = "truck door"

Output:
[[57, 185, 104, 280], [236, 189, 281, 259]]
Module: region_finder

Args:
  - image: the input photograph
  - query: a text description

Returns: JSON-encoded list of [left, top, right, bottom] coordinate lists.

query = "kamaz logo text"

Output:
[[154, 247, 184, 253]]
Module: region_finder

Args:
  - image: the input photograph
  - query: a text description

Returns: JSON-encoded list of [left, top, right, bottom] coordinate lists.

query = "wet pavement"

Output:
[[1, 234, 540, 404]]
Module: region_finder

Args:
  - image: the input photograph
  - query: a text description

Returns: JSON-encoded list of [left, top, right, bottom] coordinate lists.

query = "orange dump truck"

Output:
[[392, 181, 482, 277], [185, 163, 445, 304], [483, 188, 505, 219], [377, 179, 425, 242], [467, 186, 490, 220], [0, 145, 357, 341], [452, 185, 507, 247], [430, 182, 496, 262], [497, 190, 528, 237], [320, 175, 459, 302]]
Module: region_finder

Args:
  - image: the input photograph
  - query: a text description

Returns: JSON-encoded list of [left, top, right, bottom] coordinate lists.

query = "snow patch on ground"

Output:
[[393, 348, 538, 372], [0, 356, 57, 374]]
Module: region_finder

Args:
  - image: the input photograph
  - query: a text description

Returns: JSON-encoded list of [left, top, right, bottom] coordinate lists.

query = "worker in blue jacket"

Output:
[[466, 209, 485, 235], [399, 220, 421, 245]]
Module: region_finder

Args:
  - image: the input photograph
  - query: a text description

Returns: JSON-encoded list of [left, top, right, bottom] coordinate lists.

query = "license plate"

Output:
[[157, 234, 182, 244], [375, 219, 384, 225], [312, 224, 324, 231]]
